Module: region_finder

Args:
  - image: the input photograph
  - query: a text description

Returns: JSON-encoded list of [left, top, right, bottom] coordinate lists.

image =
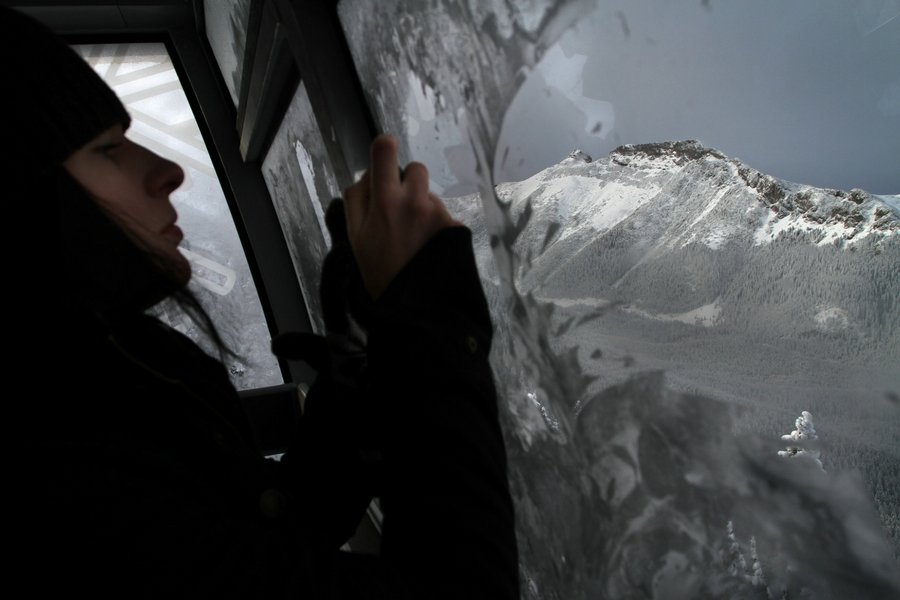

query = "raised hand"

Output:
[[343, 134, 462, 300]]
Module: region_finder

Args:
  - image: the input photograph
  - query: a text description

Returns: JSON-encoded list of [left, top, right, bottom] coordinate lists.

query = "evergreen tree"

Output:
[[725, 520, 748, 578], [749, 536, 766, 588], [778, 410, 824, 471]]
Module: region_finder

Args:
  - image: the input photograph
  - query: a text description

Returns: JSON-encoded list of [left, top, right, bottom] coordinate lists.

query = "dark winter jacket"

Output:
[[23, 226, 519, 599]]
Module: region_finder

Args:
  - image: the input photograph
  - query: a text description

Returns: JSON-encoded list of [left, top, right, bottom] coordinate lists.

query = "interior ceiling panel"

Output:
[[7, 1, 194, 34]]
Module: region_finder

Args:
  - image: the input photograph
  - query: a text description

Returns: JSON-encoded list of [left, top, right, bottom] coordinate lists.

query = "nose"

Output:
[[146, 149, 185, 198]]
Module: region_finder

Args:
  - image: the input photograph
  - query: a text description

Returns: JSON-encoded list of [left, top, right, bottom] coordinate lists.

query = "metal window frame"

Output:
[[233, 0, 376, 184], [166, 21, 318, 386]]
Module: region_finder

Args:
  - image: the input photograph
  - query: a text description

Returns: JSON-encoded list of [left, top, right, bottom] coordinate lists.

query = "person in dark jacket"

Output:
[[6, 6, 518, 598]]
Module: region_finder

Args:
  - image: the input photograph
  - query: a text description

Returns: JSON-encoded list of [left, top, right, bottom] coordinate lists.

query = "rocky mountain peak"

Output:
[[579, 140, 898, 243], [610, 140, 727, 165]]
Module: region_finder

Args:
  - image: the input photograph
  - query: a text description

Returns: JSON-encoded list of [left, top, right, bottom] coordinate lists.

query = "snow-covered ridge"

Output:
[[611, 140, 899, 241], [454, 140, 899, 345], [446, 139, 897, 325], [736, 165, 898, 245], [505, 140, 898, 252]]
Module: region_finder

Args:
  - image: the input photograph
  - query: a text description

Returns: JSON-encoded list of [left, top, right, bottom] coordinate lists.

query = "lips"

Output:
[[161, 223, 183, 242]]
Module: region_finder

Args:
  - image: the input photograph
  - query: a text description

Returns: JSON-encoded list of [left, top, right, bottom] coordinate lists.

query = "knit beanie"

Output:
[[0, 6, 131, 175]]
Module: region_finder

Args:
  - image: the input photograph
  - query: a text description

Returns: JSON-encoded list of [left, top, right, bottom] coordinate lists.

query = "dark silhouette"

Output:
[[7, 6, 518, 598]]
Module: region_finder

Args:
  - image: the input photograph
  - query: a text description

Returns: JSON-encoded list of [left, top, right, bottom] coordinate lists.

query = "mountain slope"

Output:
[[474, 141, 900, 358]]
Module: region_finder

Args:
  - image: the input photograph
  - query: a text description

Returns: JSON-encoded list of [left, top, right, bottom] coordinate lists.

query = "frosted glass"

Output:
[[338, 0, 900, 595], [203, 0, 252, 107], [75, 43, 282, 390], [261, 81, 342, 335]]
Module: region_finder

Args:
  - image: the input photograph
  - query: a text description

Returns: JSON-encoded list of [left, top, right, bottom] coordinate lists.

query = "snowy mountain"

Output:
[[450, 140, 899, 362], [445, 141, 900, 595]]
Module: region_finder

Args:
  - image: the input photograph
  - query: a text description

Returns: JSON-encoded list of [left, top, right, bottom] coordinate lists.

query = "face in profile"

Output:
[[63, 123, 191, 285]]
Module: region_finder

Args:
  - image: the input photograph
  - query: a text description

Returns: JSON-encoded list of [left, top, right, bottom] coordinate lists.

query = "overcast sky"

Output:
[[495, 0, 899, 194]]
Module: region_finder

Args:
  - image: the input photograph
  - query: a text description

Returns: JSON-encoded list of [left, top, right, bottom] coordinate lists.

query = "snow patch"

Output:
[[500, 174, 659, 240], [536, 296, 613, 309], [587, 181, 660, 233], [624, 300, 722, 327], [700, 228, 733, 250], [814, 307, 849, 331]]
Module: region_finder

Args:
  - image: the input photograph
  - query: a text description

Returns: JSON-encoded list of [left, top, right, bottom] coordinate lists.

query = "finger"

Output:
[[402, 161, 429, 201], [343, 170, 370, 234], [370, 134, 400, 203]]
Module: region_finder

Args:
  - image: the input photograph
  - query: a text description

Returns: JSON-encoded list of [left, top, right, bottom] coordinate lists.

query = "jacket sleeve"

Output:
[[276, 367, 379, 551], [366, 225, 520, 600]]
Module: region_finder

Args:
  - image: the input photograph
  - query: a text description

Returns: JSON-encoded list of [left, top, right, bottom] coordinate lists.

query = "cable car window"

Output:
[[338, 0, 900, 594], [261, 80, 341, 335], [202, 0, 251, 107], [74, 42, 282, 390]]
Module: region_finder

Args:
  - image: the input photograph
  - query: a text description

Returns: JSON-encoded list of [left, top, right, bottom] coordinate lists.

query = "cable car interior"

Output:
[[8, 1, 900, 596]]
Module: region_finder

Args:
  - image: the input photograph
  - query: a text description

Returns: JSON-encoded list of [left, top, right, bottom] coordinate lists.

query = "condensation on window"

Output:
[[338, 0, 900, 596], [75, 42, 282, 391], [261, 80, 342, 335], [203, 0, 252, 107]]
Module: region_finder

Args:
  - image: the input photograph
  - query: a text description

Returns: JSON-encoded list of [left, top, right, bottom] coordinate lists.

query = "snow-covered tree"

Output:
[[781, 411, 817, 445], [778, 410, 823, 471], [722, 522, 772, 598], [749, 536, 766, 588], [725, 520, 748, 578]]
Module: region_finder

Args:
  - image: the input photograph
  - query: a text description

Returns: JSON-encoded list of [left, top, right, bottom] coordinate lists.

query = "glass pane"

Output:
[[203, 0, 252, 107], [339, 0, 900, 595], [75, 42, 282, 390], [261, 81, 342, 335]]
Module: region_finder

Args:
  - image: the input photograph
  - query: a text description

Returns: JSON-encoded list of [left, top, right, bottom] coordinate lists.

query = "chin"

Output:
[[171, 255, 192, 286], [156, 246, 192, 287]]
